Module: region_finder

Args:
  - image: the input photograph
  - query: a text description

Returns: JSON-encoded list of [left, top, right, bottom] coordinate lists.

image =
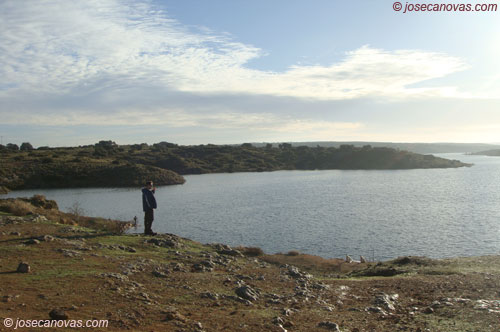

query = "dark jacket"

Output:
[[142, 188, 157, 211]]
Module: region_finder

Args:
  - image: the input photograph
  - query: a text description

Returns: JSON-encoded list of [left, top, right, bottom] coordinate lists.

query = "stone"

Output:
[[164, 311, 187, 322], [145, 238, 178, 248], [2, 295, 14, 303], [200, 292, 219, 301], [374, 293, 398, 311], [99, 273, 129, 282], [219, 248, 244, 257], [286, 265, 312, 279], [192, 260, 216, 272], [152, 270, 168, 278], [10, 231, 21, 236], [200, 260, 216, 268], [318, 321, 341, 331], [272, 316, 285, 325], [57, 249, 81, 257], [39, 235, 55, 242], [32, 215, 48, 223], [17, 262, 30, 273], [235, 285, 259, 302], [193, 321, 204, 330], [366, 306, 387, 315], [360, 256, 367, 263], [276, 324, 288, 332], [24, 239, 41, 245], [423, 307, 434, 314], [49, 309, 69, 320]]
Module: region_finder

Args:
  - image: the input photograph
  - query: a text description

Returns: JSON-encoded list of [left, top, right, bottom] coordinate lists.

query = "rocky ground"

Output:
[[1, 213, 499, 331]]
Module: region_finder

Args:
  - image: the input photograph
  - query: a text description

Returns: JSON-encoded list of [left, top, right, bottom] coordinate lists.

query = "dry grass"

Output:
[[0, 196, 132, 234], [0, 199, 36, 216], [261, 253, 340, 270], [236, 246, 265, 257]]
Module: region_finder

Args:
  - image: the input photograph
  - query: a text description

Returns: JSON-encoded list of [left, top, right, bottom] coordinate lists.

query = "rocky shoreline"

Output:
[[1, 199, 499, 331]]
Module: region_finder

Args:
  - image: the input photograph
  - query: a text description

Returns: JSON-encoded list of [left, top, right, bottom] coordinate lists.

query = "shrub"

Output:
[[238, 246, 265, 257], [68, 202, 85, 221], [287, 250, 301, 256]]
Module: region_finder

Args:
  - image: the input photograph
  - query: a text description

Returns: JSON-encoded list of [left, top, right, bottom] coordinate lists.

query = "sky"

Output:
[[1, 0, 500, 147]]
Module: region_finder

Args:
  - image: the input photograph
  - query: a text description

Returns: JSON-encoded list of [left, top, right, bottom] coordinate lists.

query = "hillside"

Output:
[[0, 141, 471, 191], [470, 149, 500, 157], [1, 197, 499, 331], [250, 142, 500, 154]]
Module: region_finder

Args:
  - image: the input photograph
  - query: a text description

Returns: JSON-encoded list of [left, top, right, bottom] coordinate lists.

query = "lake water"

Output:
[[3, 153, 500, 261]]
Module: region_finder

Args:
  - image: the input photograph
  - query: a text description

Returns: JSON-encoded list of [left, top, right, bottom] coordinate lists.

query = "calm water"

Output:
[[4, 153, 500, 260]]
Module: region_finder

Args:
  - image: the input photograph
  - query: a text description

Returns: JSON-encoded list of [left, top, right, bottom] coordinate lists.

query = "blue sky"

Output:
[[1, 0, 499, 147]]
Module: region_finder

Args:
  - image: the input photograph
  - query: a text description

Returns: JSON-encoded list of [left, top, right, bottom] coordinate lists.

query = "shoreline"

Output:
[[1, 209, 499, 331]]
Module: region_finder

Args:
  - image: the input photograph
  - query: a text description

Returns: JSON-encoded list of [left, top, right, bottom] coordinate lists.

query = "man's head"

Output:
[[146, 181, 153, 189]]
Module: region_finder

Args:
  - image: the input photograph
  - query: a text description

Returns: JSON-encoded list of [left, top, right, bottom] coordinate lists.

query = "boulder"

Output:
[[374, 293, 398, 311], [318, 321, 341, 331], [17, 262, 30, 273], [235, 285, 259, 302], [24, 239, 41, 245], [49, 309, 68, 320]]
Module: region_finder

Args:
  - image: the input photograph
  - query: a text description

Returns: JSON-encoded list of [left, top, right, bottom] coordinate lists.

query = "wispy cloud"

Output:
[[0, 0, 481, 145], [1, 0, 469, 99]]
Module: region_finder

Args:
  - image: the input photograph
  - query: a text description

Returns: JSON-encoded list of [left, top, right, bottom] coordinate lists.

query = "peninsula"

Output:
[[0, 141, 471, 191]]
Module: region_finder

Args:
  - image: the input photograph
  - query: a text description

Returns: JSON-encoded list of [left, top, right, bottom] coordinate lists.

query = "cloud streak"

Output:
[[1, 0, 468, 100], [0, 0, 489, 146]]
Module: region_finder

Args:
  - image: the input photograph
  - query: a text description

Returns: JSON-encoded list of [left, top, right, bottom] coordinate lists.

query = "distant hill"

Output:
[[250, 142, 500, 154], [470, 149, 500, 156], [0, 141, 471, 191]]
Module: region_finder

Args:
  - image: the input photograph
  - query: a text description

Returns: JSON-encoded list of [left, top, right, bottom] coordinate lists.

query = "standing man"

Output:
[[142, 181, 157, 235]]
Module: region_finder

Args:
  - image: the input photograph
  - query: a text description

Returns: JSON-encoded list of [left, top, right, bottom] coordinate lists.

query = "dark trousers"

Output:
[[144, 209, 154, 234]]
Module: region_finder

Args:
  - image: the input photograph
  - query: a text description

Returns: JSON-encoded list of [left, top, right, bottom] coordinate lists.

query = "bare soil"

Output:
[[1, 213, 499, 332]]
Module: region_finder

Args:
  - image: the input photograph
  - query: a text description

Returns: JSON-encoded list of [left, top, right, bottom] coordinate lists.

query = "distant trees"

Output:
[[6, 143, 19, 151], [153, 141, 177, 149], [20, 142, 34, 151], [278, 143, 292, 150], [93, 140, 117, 157], [130, 143, 148, 151], [95, 140, 117, 148]]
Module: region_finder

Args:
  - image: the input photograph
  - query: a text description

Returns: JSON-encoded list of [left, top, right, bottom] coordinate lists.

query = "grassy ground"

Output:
[[1, 212, 499, 331]]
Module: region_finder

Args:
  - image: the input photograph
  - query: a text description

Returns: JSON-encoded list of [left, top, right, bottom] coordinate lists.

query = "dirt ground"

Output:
[[1, 212, 499, 332]]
